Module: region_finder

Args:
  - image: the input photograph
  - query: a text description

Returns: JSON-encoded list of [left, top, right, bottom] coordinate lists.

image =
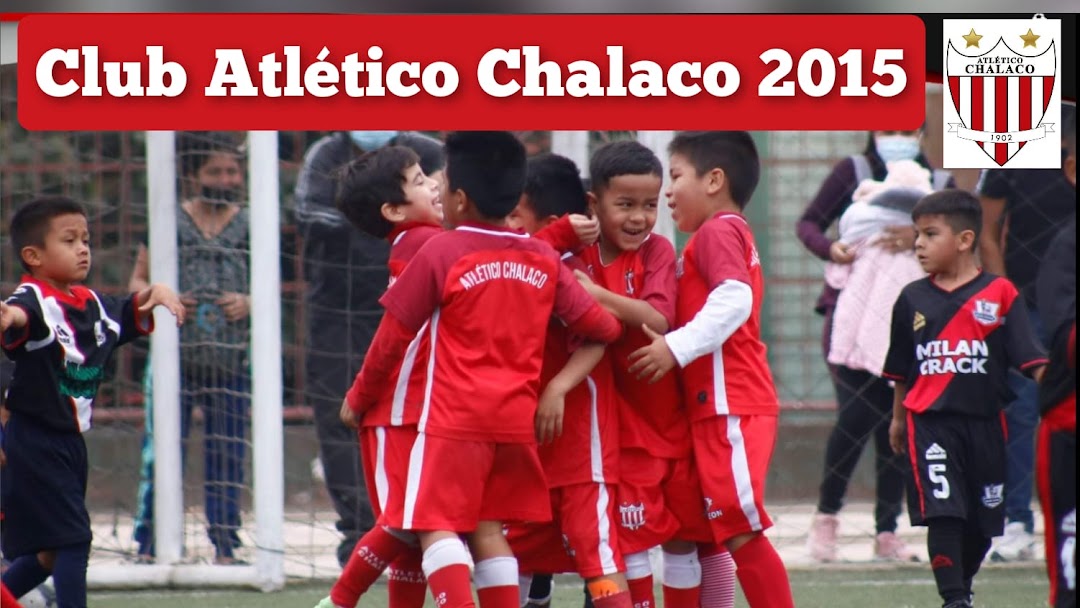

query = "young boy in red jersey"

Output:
[[629, 131, 795, 608], [575, 140, 733, 608], [884, 190, 1046, 608], [1, 196, 184, 608], [505, 153, 631, 608], [313, 143, 444, 608], [348, 132, 622, 608]]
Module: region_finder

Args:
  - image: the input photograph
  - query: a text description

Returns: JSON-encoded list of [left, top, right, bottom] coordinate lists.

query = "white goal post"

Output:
[[86, 131, 285, 591]]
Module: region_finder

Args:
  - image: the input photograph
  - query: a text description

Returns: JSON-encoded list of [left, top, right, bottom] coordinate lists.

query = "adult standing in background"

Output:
[[293, 130, 443, 567], [977, 103, 1077, 562], [132, 131, 251, 564], [798, 129, 950, 563]]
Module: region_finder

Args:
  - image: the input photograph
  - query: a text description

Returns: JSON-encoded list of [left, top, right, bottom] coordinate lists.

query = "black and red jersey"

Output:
[[2, 276, 152, 433], [884, 272, 1047, 417]]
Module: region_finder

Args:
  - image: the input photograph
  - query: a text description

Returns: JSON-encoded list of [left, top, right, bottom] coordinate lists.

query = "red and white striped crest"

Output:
[[946, 39, 1056, 167]]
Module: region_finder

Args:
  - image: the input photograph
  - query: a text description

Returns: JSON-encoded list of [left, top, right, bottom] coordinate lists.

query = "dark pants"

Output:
[[817, 311, 907, 533], [134, 367, 250, 557], [306, 317, 376, 563], [1002, 304, 1046, 532]]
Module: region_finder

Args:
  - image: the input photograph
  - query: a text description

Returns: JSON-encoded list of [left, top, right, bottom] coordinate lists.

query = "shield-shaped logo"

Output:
[[972, 299, 1000, 326], [943, 17, 1062, 169]]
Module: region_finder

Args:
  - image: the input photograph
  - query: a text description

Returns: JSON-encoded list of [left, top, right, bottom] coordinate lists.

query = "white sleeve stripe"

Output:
[[664, 280, 753, 368]]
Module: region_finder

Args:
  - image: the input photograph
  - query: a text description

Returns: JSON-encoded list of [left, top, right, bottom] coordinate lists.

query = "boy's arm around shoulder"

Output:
[[536, 342, 605, 444], [575, 235, 675, 333]]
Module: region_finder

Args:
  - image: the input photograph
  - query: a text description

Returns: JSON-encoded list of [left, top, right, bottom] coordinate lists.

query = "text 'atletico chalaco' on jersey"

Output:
[[458, 261, 550, 290], [916, 339, 989, 375]]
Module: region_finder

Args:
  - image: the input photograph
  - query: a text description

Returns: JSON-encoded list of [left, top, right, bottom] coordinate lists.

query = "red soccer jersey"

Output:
[[675, 212, 779, 419], [362, 222, 443, 428], [537, 255, 620, 487], [579, 237, 691, 459], [379, 223, 605, 443]]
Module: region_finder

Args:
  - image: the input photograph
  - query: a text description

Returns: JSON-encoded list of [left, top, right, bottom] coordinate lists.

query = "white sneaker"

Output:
[[990, 521, 1036, 562], [806, 512, 840, 562]]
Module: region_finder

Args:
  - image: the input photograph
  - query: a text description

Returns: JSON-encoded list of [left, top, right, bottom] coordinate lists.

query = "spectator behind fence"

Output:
[[292, 130, 446, 568], [976, 103, 1077, 562], [130, 132, 251, 565], [797, 129, 953, 563]]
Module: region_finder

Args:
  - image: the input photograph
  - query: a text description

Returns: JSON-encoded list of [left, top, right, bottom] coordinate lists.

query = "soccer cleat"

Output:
[[806, 512, 840, 562], [873, 531, 920, 562], [989, 521, 1036, 562], [941, 599, 973, 608]]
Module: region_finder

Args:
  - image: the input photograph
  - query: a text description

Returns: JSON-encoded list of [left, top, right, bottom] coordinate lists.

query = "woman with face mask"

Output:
[[795, 129, 954, 564], [128, 132, 252, 565]]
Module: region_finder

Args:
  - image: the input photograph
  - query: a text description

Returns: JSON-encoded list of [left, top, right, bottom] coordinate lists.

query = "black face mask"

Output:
[[200, 186, 241, 206]]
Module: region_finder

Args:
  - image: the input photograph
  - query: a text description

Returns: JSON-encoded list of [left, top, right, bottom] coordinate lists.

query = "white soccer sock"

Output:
[[421, 537, 471, 578], [474, 556, 519, 590], [662, 550, 702, 589], [625, 550, 653, 581]]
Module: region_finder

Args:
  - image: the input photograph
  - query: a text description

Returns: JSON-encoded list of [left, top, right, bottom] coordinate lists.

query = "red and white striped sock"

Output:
[[699, 543, 736, 608]]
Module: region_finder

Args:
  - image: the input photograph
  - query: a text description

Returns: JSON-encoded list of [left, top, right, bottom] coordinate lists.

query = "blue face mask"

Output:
[[349, 130, 399, 151], [875, 135, 921, 163]]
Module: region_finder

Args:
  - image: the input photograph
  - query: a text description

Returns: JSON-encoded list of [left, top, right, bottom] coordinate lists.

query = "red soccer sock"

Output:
[[423, 538, 476, 608], [730, 535, 794, 608], [330, 526, 411, 607], [662, 585, 700, 607], [627, 575, 656, 608], [475, 556, 519, 608], [698, 543, 736, 608], [388, 547, 427, 608], [593, 590, 634, 608]]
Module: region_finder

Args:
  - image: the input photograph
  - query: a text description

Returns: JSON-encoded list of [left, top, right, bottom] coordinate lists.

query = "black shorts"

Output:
[[905, 411, 1006, 537], [1038, 424, 1076, 608], [0, 413, 91, 558]]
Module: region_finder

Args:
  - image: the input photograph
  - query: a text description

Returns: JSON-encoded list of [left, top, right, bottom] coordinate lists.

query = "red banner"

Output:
[[17, 13, 926, 131]]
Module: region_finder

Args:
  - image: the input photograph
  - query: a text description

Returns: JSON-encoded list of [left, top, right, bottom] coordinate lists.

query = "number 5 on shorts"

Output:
[[928, 463, 951, 499]]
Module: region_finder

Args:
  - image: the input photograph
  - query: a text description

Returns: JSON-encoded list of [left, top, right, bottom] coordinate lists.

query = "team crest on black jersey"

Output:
[[913, 311, 927, 331], [972, 299, 1001, 326]]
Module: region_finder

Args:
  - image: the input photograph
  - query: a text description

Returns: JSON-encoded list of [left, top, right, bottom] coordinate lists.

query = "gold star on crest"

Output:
[[962, 28, 983, 48], [1020, 28, 1040, 48]]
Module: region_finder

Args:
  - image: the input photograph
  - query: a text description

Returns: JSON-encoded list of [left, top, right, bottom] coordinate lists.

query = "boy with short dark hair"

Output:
[[884, 190, 1047, 608], [348, 132, 622, 608], [1, 196, 184, 608], [629, 131, 794, 608], [577, 140, 728, 608], [505, 153, 632, 608], [315, 144, 444, 608]]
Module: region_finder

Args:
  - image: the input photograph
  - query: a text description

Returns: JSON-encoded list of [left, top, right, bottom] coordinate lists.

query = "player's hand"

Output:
[[889, 417, 906, 455], [0, 301, 28, 333], [628, 324, 677, 384], [568, 214, 600, 246], [879, 225, 916, 254], [829, 241, 856, 264], [0, 446, 6, 467], [140, 284, 186, 326], [216, 293, 251, 322], [535, 387, 566, 445], [180, 294, 198, 319], [573, 269, 607, 300], [340, 398, 360, 429]]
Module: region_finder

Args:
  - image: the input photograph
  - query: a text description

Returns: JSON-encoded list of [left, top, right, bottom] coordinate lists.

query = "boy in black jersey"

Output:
[[884, 190, 1047, 608], [0, 196, 184, 608]]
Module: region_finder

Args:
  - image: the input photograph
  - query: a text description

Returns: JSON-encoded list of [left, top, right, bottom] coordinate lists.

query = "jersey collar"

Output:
[[20, 274, 92, 309]]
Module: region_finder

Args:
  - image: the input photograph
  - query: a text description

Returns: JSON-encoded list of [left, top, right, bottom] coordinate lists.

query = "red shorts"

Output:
[[616, 448, 712, 554], [360, 426, 419, 520], [382, 433, 551, 533], [691, 415, 777, 544], [507, 483, 625, 579]]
